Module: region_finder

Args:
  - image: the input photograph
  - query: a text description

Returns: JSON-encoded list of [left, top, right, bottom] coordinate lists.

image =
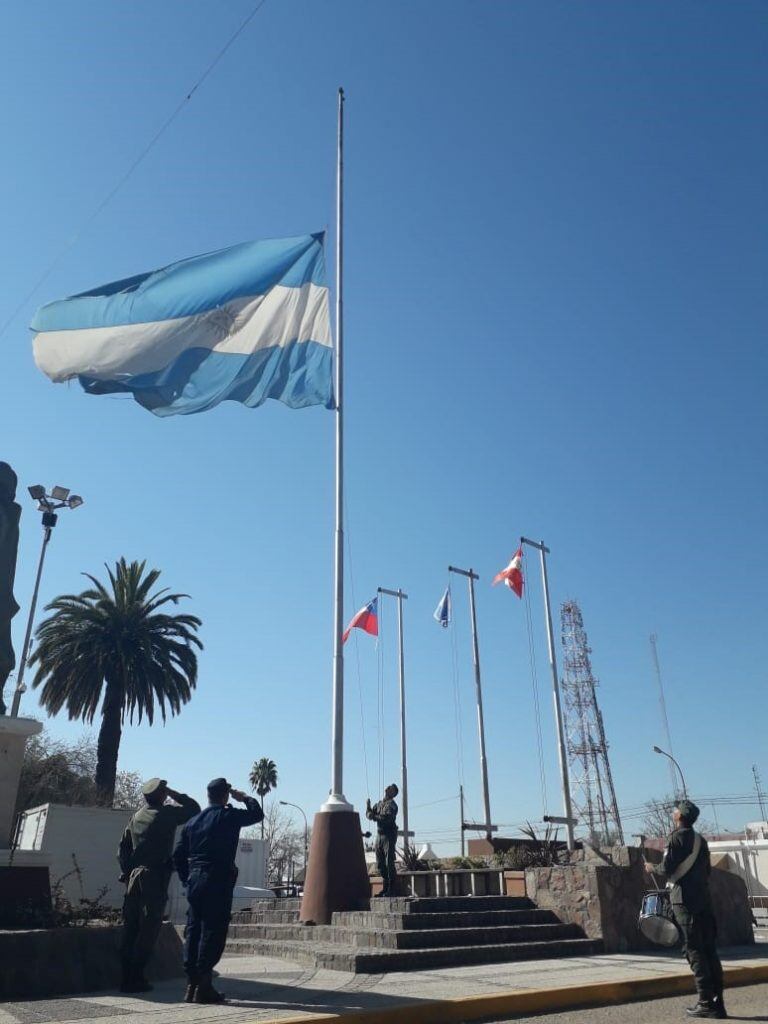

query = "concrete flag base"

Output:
[[300, 805, 370, 925]]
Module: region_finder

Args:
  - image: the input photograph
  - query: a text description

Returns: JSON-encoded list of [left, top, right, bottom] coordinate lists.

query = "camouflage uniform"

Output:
[[118, 781, 199, 987], [367, 798, 398, 895]]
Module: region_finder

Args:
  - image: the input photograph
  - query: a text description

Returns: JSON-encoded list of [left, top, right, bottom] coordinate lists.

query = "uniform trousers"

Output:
[[375, 832, 397, 895], [672, 905, 724, 1003], [121, 866, 169, 976], [183, 868, 235, 977]]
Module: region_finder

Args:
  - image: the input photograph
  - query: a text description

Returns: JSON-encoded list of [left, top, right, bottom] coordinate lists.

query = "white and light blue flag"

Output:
[[434, 586, 452, 628], [31, 233, 334, 416]]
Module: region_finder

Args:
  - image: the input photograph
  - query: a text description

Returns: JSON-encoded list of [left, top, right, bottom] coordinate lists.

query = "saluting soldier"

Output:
[[173, 778, 263, 1004], [118, 778, 200, 993], [650, 799, 725, 1020], [366, 783, 399, 897]]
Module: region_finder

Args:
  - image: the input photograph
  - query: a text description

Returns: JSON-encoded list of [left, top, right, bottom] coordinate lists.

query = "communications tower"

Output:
[[560, 600, 624, 845]]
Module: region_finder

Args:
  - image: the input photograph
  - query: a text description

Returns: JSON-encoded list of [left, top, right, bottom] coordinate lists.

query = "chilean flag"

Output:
[[493, 547, 524, 598], [342, 597, 378, 644]]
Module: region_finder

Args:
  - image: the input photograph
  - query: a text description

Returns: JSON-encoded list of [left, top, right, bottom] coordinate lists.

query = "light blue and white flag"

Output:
[[434, 586, 452, 628], [31, 233, 334, 417]]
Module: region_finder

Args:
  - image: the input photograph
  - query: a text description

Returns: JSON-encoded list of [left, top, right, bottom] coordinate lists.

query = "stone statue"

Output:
[[0, 463, 21, 715]]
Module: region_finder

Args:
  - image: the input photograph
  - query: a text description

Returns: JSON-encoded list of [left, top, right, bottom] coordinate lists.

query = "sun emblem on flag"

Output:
[[203, 304, 239, 342]]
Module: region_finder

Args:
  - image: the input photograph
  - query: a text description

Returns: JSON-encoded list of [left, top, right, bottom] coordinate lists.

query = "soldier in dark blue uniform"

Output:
[[173, 778, 263, 1004]]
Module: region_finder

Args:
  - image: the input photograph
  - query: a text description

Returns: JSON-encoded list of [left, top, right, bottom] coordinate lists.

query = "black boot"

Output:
[[120, 961, 152, 994], [183, 975, 198, 1003], [194, 971, 226, 1004], [686, 1001, 720, 1019], [714, 991, 728, 1019]]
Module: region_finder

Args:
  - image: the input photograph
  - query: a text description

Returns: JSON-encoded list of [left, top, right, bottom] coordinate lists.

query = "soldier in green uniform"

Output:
[[366, 783, 399, 897], [650, 799, 725, 1020], [118, 778, 200, 993]]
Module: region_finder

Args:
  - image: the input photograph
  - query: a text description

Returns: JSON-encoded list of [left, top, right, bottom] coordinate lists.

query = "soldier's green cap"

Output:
[[142, 778, 167, 797], [676, 799, 700, 824]]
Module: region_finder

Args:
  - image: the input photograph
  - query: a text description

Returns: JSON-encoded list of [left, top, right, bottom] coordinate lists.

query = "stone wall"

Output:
[[0, 921, 183, 999], [525, 845, 754, 953]]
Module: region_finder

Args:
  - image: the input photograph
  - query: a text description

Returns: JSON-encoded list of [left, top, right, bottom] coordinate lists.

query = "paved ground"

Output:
[[489, 982, 768, 1021], [1, 947, 767, 1023]]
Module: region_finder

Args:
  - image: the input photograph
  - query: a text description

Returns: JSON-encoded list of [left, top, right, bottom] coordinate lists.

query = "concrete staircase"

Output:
[[226, 895, 603, 973]]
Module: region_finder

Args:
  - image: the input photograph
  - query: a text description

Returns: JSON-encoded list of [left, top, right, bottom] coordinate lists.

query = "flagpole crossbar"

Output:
[[448, 565, 479, 580], [377, 587, 408, 600], [398, 830, 416, 838], [462, 823, 499, 833], [520, 537, 550, 554], [544, 815, 579, 827]]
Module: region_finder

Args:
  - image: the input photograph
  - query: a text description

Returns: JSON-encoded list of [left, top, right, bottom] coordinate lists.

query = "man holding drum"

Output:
[[649, 799, 725, 1020]]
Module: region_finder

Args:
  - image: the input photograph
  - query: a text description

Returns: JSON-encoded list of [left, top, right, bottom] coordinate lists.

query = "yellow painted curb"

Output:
[[256, 961, 768, 1024]]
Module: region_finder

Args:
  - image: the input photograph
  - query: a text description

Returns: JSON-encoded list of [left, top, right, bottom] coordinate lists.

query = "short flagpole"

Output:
[[521, 537, 576, 851], [328, 86, 348, 808], [449, 565, 496, 843], [378, 587, 411, 855]]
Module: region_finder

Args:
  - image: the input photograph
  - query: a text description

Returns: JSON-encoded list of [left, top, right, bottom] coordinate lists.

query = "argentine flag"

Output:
[[31, 233, 334, 416]]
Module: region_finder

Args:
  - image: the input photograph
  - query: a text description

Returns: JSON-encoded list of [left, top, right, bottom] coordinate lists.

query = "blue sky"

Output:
[[1, 1, 766, 850]]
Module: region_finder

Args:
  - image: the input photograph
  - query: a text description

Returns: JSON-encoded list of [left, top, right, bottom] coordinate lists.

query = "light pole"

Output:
[[653, 745, 688, 799], [280, 800, 308, 876], [10, 485, 83, 718]]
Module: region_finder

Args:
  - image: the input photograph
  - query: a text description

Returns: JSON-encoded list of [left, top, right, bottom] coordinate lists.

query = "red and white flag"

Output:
[[342, 597, 379, 644], [493, 547, 524, 598]]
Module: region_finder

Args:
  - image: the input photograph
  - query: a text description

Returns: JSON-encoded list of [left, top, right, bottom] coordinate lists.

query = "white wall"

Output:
[[17, 803, 132, 907], [709, 837, 768, 899], [17, 803, 267, 916]]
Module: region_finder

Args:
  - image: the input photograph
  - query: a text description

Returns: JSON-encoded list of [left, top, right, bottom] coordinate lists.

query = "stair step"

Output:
[[225, 936, 604, 973], [228, 921, 581, 950], [332, 908, 559, 929], [388, 896, 535, 913]]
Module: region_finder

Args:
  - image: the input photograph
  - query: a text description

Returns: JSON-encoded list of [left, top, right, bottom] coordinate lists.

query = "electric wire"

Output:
[[0, 0, 269, 343]]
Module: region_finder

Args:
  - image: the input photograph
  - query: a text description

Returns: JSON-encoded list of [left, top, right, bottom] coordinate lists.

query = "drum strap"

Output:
[[667, 833, 701, 886]]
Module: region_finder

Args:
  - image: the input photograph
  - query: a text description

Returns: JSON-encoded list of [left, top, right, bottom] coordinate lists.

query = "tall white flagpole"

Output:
[[328, 86, 348, 808], [300, 88, 369, 926]]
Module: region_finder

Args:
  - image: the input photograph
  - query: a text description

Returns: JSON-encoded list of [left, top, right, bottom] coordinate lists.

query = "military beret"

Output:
[[676, 799, 700, 824], [207, 777, 230, 793], [142, 777, 167, 797]]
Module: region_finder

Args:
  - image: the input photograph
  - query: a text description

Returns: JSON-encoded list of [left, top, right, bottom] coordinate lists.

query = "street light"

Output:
[[652, 745, 689, 799], [10, 484, 84, 718], [279, 800, 308, 877]]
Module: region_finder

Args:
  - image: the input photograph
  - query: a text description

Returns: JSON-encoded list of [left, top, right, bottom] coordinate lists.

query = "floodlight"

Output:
[[51, 485, 70, 501], [28, 485, 46, 500], [67, 495, 84, 509]]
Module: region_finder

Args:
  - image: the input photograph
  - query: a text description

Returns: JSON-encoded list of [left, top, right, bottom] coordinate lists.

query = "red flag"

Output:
[[342, 597, 379, 644], [493, 547, 524, 598]]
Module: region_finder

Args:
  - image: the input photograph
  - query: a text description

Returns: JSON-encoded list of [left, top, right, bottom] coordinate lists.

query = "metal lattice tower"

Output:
[[560, 600, 624, 845]]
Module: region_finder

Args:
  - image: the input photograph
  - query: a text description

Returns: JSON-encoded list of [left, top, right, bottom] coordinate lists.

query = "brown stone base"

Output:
[[300, 808, 370, 925]]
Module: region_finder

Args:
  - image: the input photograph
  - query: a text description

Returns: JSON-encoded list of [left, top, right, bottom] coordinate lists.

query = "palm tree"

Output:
[[29, 558, 202, 806], [249, 757, 278, 838]]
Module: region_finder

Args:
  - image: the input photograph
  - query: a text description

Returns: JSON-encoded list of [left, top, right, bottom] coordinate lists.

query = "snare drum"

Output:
[[638, 890, 680, 948]]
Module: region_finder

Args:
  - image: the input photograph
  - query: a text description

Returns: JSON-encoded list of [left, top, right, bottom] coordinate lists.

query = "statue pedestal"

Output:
[[300, 804, 370, 925], [0, 717, 51, 925], [0, 716, 42, 846]]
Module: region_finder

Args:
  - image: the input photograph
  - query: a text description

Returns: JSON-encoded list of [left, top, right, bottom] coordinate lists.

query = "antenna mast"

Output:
[[560, 600, 624, 845], [650, 634, 678, 796]]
